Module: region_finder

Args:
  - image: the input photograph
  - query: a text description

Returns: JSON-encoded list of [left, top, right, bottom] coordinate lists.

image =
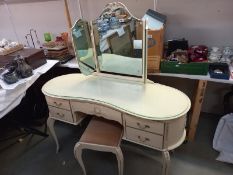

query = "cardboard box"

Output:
[[137, 9, 166, 73], [147, 28, 164, 73]]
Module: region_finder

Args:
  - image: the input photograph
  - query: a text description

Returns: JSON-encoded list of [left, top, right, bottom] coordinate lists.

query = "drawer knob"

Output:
[[56, 112, 65, 118], [137, 136, 150, 143], [137, 122, 150, 130], [54, 101, 62, 106]]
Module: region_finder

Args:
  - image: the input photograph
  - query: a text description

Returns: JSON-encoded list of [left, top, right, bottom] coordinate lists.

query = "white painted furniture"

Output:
[[42, 73, 191, 175], [43, 5, 190, 174]]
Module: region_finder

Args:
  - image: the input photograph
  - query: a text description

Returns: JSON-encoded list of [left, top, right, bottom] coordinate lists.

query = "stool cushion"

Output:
[[80, 117, 123, 147]]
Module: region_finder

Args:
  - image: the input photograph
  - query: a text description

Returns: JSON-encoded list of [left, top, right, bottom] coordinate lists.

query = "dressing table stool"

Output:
[[74, 117, 124, 175]]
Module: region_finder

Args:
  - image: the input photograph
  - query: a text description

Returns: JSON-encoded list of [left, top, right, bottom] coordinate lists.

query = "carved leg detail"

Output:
[[74, 143, 86, 175], [47, 117, 59, 153], [115, 148, 124, 175], [162, 151, 170, 175]]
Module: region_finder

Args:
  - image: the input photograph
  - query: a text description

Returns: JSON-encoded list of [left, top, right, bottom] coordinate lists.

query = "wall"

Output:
[[0, 0, 153, 45], [79, 0, 154, 20], [1, 0, 233, 47], [0, 0, 81, 46], [157, 0, 233, 47], [0, 0, 233, 115]]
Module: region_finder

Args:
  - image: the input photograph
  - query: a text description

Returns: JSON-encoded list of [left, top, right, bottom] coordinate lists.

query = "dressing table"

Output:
[[42, 2, 191, 175]]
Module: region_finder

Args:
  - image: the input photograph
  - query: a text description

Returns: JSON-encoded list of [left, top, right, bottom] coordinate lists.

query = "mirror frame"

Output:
[[90, 19, 148, 83], [71, 19, 96, 75], [71, 3, 148, 83]]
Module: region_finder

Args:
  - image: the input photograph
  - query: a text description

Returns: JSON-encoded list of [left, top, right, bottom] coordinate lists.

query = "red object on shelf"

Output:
[[55, 36, 64, 42], [188, 45, 208, 62]]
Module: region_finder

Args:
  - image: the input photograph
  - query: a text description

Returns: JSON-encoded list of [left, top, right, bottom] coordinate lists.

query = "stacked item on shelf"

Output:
[[160, 39, 209, 75], [0, 55, 33, 84], [0, 48, 48, 84], [42, 34, 70, 60], [0, 38, 47, 73], [9, 48, 47, 70], [45, 47, 69, 59], [208, 46, 233, 80], [0, 48, 47, 70], [161, 40, 233, 80], [0, 38, 24, 56], [209, 63, 230, 80]]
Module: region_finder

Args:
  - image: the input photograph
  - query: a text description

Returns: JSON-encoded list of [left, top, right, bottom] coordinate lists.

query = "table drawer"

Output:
[[124, 114, 164, 135], [70, 101, 95, 115], [46, 96, 70, 110], [126, 127, 163, 149], [94, 104, 122, 124], [49, 106, 73, 123]]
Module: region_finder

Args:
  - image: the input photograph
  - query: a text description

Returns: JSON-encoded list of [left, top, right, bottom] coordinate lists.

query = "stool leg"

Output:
[[115, 147, 124, 175], [47, 117, 59, 153], [162, 151, 170, 175], [74, 143, 86, 175]]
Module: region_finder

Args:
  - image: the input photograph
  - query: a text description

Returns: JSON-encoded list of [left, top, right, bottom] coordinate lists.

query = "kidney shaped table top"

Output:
[[42, 73, 191, 121]]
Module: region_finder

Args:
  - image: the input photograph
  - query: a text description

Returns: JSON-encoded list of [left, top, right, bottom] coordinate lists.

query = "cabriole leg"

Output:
[[74, 143, 86, 175], [162, 151, 170, 175], [47, 117, 59, 153], [115, 147, 124, 175]]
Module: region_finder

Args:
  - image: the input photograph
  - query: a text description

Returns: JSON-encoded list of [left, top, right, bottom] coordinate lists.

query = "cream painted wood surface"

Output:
[[43, 73, 191, 151], [125, 113, 164, 135], [126, 127, 163, 149], [71, 101, 95, 115], [46, 96, 71, 110], [94, 104, 123, 125], [43, 73, 190, 175], [42, 74, 190, 121], [49, 106, 73, 123]]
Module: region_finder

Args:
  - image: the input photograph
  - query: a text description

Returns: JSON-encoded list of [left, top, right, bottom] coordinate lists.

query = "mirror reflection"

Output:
[[72, 19, 96, 75], [92, 2, 143, 77]]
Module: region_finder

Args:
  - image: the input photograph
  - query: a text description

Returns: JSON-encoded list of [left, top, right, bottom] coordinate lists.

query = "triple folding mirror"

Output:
[[72, 2, 147, 80]]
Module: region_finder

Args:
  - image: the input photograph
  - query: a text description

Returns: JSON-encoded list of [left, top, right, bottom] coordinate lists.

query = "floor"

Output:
[[0, 113, 233, 175]]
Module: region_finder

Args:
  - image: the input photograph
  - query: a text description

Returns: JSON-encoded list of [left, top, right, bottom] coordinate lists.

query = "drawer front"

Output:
[[49, 106, 73, 122], [70, 101, 95, 115], [124, 114, 164, 135], [126, 127, 163, 149], [94, 104, 122, 124], [46, 96, 70, 110]]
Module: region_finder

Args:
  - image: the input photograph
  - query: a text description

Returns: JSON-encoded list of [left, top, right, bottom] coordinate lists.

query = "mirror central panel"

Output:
[[92, 2, 143, 77], [71, 2, 145, 78]]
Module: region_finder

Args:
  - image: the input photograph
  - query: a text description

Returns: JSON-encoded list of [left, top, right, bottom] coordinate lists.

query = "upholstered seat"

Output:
[[74, 117, 124, 175], [79, 117, 123, 146]]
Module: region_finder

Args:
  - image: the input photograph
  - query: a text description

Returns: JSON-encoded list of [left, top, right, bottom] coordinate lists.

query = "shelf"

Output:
[[149, 72, 233, 85]]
